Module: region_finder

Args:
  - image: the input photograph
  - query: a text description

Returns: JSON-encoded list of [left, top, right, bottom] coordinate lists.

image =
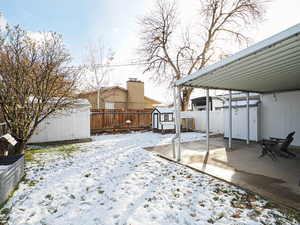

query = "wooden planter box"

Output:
[[0, 154, 25, 206]]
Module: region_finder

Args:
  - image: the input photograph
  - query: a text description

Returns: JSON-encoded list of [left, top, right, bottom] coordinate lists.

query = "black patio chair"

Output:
[[270, 131, 296, 157], [259, 131, 296, 160], [259, 139, 278, 160]]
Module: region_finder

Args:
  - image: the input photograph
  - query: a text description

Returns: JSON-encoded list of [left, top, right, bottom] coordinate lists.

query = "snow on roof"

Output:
[[75, 98, 91, 106], [80, 86, 161, 104], [222, 99, 260, 108], [221, 92, 260, 99], [27, 97, 91, 107], [154, 107, 174, 113]]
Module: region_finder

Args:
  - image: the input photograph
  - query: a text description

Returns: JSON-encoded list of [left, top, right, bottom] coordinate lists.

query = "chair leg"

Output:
[[269, 150, 277, 161], [259, 145, 277, 160], [259, 151, 266, 158], [259, 146, 268, 158], [285, 150, 296, 158]]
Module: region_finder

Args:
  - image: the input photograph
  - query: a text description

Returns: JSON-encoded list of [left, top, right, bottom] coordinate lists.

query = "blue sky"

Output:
[[1, 0, 300, 103], [1, 0, 145, 64], [2, 0, 94, 63]]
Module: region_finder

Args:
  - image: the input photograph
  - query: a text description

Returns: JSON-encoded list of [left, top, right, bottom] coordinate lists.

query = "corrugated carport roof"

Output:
[[176, 23, 300, 93]]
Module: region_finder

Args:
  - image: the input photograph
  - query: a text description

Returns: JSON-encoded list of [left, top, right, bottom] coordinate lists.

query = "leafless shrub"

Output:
[[0, 25, 81, 154]]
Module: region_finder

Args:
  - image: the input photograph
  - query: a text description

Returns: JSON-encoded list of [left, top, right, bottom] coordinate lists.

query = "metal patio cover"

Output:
[[176, 23, 300, 93]]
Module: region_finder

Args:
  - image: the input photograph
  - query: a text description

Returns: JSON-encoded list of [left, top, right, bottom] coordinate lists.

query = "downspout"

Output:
[[229, 90, 232, 150], [246, 92, 250, 144]]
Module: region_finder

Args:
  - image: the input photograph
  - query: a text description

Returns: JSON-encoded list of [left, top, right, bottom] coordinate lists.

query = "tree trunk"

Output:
[[97, 90, 100, 109], [181, 87, 193, 111], [182, 100, 189, 111], [14, 139, 26, 155]]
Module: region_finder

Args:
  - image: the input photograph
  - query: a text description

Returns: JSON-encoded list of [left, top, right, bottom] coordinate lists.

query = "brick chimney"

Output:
[[127, 78, 144, 109]]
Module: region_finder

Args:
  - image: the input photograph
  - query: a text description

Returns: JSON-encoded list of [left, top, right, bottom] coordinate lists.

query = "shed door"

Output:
[[153, 113, 158, 129]]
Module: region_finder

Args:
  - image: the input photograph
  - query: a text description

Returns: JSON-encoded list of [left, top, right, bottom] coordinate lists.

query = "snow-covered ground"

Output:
[[0, 132, 298, 225]]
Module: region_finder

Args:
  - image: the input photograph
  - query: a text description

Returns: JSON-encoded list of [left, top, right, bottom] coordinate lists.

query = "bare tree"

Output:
[[139, 0, 268, 110], [0, 25, 80, 154], [84, 39, 114, 109]]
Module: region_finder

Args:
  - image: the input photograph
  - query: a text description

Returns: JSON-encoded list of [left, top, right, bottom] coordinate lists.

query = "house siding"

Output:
[[261, 91, 300, 146], [79, 86, 160, 110]]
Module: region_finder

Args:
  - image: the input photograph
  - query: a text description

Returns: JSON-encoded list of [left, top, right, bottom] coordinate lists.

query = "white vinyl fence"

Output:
[[181, 111, 224, 134]]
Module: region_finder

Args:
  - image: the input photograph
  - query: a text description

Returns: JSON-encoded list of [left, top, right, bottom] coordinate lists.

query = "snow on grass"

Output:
[[0, 132, 298, 225]]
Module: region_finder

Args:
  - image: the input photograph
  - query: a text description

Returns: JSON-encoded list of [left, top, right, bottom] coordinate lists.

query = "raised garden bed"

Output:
[[0, 154, 25, 206]]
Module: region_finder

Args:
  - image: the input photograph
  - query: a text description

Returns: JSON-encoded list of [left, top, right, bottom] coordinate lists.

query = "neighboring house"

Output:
[[191, 96, 223, 111], [191, 92, 260, 111], [189, 93, 262, 140], [79, 78, 161, 110]]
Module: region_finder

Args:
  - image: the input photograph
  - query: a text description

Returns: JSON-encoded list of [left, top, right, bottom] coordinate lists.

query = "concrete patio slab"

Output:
[[145, 136, 300, 210]]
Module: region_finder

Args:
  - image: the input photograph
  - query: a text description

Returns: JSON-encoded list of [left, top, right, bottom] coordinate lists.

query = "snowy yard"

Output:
[[0, 132, 298, 225]]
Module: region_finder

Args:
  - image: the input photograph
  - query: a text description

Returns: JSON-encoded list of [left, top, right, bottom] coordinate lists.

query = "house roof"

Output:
[[222, 99, 260, 108], [28, 97, 91, 107], [75, 99, 91, 106], [176, 23, 300, 93], [79, 86, 127, 96], [153, 107, 174, 114], [144, 96, 161, 104], [80, 86, 161, 104], [191, 96, 215, 104]]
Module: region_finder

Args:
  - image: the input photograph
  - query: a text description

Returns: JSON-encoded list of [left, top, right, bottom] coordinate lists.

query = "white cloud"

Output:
[[112, 27, 120, 33], [27, 31, 53, 42], [0, 14, 52, 46]]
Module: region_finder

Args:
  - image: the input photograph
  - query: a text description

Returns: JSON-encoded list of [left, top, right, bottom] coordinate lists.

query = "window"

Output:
[[161, 113, 173, 122], [105, 102, 115, 109], [164, 114, 169, 121]]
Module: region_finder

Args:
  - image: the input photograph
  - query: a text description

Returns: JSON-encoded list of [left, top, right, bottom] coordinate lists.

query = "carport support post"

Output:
[[206, 89, 210, 153], [246, 92, 250, 144], [229, 90, 232, 150], [176, 86, 182, 161], [172, 87, 177, 159]]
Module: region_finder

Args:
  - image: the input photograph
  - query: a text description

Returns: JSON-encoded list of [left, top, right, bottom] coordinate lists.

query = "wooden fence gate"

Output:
[[90, 109, 152, 134]]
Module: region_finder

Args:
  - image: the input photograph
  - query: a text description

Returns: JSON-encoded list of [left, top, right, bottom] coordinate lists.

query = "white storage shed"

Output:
[[29, 99, 91, 143], [152, 107, 175, 133], [224, 100, 261, 141]]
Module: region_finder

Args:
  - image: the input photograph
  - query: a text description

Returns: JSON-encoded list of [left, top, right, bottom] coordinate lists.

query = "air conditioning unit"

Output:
[[181, 118, 195, 132]]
